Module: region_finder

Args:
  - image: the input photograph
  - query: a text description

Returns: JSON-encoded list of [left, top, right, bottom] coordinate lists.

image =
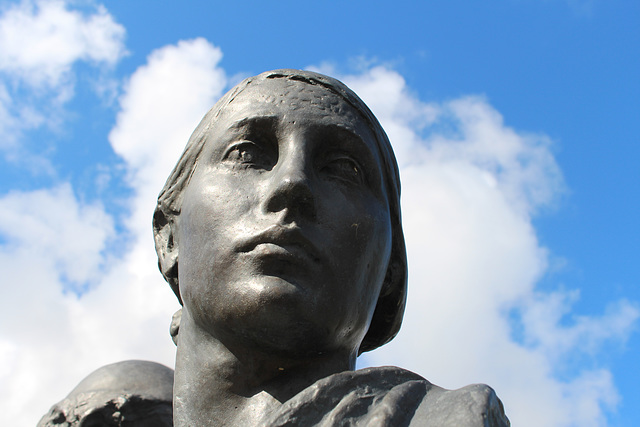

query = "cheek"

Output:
[[329, 199, 392, 296], [359, 204, 393, 283], [359, 215, 392, 295], [182, 174, 259, 235], [177, 175, 258, 298], [345, 198, 392, 259], [329, 208, 392, 346]]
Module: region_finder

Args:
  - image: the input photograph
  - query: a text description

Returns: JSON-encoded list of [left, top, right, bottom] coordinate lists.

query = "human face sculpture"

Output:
[[177, 78, 393, 357]]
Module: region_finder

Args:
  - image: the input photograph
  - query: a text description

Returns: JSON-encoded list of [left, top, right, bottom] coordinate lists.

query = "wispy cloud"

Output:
[[0, 0, 126, 89], [0, 0, 126, 162]]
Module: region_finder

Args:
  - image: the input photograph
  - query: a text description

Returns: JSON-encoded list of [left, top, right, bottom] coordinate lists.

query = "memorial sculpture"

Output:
[[153, 69, 510, 426], [37, 360, 174, 427]]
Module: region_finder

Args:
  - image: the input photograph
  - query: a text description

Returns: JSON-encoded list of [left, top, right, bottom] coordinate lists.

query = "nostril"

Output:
[[264, 177, 316, 220]]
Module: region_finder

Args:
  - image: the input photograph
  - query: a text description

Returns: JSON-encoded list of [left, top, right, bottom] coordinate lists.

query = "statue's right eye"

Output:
[[223, 141, 276, 170]]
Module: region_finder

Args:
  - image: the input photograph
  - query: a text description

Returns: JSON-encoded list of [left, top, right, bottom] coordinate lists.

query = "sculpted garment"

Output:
[[264, 366, 509, 427]]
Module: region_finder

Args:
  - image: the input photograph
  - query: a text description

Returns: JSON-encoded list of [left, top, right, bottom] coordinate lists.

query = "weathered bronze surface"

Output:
[[37, 360, 173, 427]]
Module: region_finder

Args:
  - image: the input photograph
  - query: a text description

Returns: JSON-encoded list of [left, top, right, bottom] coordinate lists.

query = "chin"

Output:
[[187, 276, 362, 357], [243, 307, 354, 356]]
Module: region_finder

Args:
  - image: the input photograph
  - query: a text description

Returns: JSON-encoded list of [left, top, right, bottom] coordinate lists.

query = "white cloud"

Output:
[[0, 38, 228, 426], [0, 184, 113, 287], [521, 292, 639, 362], [0, 0, 126, 162], [0, 0, 126, 89], [339, 66, 638, 426], [110, 37, 226, 198]]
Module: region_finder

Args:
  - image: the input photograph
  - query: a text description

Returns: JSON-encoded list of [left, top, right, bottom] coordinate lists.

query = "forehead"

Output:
[[216, 78, 371, 135]]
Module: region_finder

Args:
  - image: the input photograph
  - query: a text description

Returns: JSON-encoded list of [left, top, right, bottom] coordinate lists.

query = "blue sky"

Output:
[[0, 1, 638, 426]]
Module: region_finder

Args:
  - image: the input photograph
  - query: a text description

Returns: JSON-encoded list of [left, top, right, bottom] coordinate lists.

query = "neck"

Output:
[[173, 309, 355, 427]]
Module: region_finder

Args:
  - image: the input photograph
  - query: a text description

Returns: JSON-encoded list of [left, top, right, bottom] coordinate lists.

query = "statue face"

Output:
[[177, 78, 393, 356]]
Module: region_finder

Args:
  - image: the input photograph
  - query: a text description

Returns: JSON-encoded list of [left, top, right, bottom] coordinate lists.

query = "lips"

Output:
[[236, 224, 322, 265]]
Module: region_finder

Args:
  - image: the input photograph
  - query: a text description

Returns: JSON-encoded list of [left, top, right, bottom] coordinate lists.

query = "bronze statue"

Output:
[[153, 69, 509, 426], [37, 360, 173, 427]]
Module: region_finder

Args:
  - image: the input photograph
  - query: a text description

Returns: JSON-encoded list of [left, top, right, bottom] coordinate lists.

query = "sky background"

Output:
[[0, 0, 638, 426]]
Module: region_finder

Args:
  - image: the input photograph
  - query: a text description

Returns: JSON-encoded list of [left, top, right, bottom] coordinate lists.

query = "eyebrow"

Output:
[[228, 115, 278, 131], [310, 122, 372, 153]]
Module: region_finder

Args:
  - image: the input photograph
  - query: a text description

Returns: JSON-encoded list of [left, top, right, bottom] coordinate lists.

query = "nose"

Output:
[[263, 153, 316, 221]]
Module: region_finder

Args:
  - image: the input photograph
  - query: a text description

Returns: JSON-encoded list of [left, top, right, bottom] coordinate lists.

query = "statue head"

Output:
[[153, 69, 407, 355], [37, 360, 174, 427]]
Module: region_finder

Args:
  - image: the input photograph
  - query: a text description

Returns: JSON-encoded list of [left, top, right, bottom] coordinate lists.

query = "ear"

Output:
[[153, 207, 181, 304], [170, 308, 182, 345]]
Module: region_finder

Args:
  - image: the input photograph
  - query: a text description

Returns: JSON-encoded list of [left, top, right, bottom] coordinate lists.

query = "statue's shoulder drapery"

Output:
[[265, 366, 509, 426]]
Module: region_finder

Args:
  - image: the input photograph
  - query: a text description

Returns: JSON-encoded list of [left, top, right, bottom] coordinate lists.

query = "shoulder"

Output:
[[411, 382, 510, 427], [265, 366, 509, 427]]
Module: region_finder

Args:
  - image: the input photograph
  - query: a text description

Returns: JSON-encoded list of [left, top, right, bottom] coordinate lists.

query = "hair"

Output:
[[153, 69, 407, 353]]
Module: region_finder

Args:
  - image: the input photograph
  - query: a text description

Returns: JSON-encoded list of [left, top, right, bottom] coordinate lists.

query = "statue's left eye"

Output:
[[321, 156, 363, 185]]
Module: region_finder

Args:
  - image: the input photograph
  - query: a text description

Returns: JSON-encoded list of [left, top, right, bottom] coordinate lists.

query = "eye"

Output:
[[223, 141, 276, 170], [321, 155, 364, 185]]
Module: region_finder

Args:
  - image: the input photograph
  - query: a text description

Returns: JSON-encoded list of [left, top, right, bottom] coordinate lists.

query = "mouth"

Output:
[[236, 224, 322, 265]]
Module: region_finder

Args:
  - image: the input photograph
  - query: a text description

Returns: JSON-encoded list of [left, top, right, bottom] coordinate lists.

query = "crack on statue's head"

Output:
[[153, 69, 407, 355]]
